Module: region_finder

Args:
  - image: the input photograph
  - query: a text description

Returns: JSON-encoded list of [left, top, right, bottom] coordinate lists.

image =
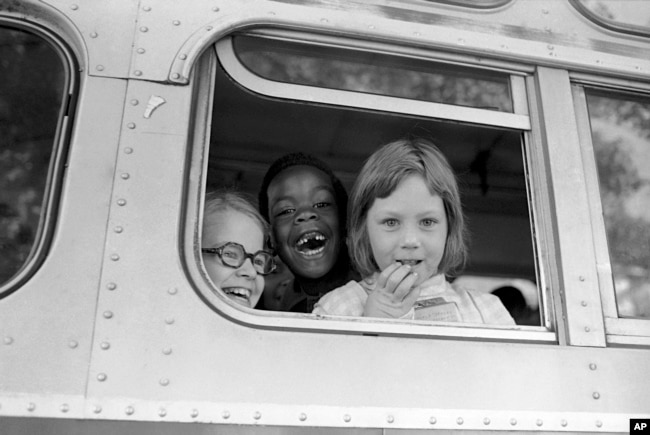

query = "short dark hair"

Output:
[[348, 138, 467, 278]]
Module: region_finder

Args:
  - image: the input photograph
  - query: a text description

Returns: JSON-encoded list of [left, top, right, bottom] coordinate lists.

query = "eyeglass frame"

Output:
[[201, 242, 277, 275]]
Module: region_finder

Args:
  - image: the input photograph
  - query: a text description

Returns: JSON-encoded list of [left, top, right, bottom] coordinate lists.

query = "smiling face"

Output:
[[266, 165, 341, 279], [202, 209, 265, 308], [366, 175, 448, 287]]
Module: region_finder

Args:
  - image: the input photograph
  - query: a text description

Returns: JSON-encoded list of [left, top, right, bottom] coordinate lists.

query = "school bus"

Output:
[[1, 0, 650, 433]]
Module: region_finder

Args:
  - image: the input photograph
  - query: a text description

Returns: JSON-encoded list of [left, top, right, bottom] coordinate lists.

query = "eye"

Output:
[[421, 218, 436, 227], [382, 218, 399, 228], [314, 202, 331, 209], [274, 207, 295, 218]]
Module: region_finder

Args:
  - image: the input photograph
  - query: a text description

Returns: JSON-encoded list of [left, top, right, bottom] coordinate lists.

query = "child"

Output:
[[258, 153, 359, 312], [202, 190, 276, 309], [313, 138, 514, 325]]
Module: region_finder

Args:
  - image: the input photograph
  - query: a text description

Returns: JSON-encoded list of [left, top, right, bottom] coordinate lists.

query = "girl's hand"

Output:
[[363, 263, 420, 318]]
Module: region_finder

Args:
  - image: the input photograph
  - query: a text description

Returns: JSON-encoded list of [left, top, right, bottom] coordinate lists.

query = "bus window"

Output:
[[585, 89, 650, 319], [0, 26, 67, 289], [204, 32, 544, 329]]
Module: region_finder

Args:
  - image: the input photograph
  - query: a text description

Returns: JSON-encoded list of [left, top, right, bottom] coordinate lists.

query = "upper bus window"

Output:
[[585, 89, 650, 318], [0, 26, 67, 288], [571, 0, 650, 38], [233, 35, 513, 113]]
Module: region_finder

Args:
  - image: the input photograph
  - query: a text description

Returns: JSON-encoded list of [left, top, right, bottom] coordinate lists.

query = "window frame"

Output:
[[571, 73, 650, 347], [0, 19, 77, 298], [184, 29, 558, 344]]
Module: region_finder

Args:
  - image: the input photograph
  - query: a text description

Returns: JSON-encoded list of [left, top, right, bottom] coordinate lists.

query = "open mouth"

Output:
[[295, 231, 328, 257], [397, 259, 422, 267], [223, 287, 251, 303]]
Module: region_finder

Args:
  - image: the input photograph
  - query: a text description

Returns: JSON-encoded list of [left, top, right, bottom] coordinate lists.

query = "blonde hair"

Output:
[[203, 189, 270, 244], [348, 138, 467, 278]]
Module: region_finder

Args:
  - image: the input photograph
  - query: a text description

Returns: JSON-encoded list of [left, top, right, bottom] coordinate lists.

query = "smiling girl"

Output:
[[258, 153, 358, 312], [202, 190, 276, 308], [313, 138, 514, 324]]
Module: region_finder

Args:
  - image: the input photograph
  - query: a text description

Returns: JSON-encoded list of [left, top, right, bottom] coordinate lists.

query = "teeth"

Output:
[[398, 260, 420, 266], [223, 287, 251, 300], [296, 232, 326, 246], [299, 246, 325, 257]]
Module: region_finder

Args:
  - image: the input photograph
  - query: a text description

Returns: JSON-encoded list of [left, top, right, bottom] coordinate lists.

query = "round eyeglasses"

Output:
[[202, 242, 276, 275]]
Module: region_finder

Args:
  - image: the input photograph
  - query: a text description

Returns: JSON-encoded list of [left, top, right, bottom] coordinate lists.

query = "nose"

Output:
[[400, 224, 421, 249], [294, 207, 318, 224], [236, 257, 257, 279]]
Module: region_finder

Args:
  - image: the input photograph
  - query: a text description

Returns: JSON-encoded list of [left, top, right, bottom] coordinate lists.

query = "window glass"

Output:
[[585, 89, 650, 318], [234, 35, 513, 112], [0, 26, 66, 285], [573, 0, 650, 37], [209, 37, 540, 325]]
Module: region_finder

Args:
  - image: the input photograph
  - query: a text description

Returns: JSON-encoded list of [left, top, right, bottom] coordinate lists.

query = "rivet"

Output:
[[457, 417, 464, 425], [222, 410, 230, 419], [125, 406, 134, 415], [96, 65, 104, 72], [27, 402, 36, 411], [589, 363, 597, 370], [159, 408, 167, 417], [581, 300, 588, 307], [93, 405, 102, 414], [90, 32, 98, 38], [253, 411, 261, 420], [593, 392, 600, 400], [179, 54, 187, 60], [299, 413, 307, 421], [585, 326, 591, 332], [70, 4, 78, 10], [173, 20, 180, 26], [191, 409, 199, 418], [320, 18, 328, 23], [206, 26, 213, 31], [4, 336, 14, 345], [596, 420, 603, 428], [103, 311, 113, 319], [110, 254, 120, 261], [121, 173, 130, 180], [130, 99, 139, 106], [100, 342, 110, 350], [429, 416, 437, 425], [160, 378, 170, 386], [162, 347, 172, 355], [137, 48, 145, 54], [561, 419, 568, 427], [168, 287, 178, 295], [536, 419, 543, 426], [107, 282, 117, 290], [127, 122, 136, 129], [510, 418, 517, 426], [140, 26, 148, 33], [117, 199, 127, 206], [97, 373, 107, 382], [165, 317, 175, 325], [483, 417, 490, 425], [343, 414, 351, 423], [457, 38, 465, 45], [68, 340, 78, 349], [143, 5, 151, 11], [114, 226, 124, 233], [60, 403, 69, 413], [172, 73, 181, 80], [212, 7, 220, 12], [579, 275, 585, 281], [134, 70, 143, 77], [386, 415, 394, 423], [124, 147, 133, 154]]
